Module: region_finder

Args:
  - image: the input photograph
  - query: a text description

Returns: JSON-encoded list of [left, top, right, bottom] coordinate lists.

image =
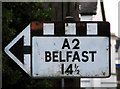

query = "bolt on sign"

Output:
[[4, 21, 110, 78]]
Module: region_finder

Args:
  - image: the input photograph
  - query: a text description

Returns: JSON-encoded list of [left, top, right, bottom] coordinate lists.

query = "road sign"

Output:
[[4, 21, 110, 78]]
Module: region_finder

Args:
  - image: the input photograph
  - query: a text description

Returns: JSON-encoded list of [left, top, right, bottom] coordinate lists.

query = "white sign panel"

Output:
[[32, 37, 109, 77], [4, 22, 110, 78]]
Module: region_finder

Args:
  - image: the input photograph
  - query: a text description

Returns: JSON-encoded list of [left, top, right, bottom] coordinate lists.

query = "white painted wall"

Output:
[[92, 0, 103, 21], [104, 0, 119, 37], [81, 15, 93, 21], [111, 35, 118, 73]]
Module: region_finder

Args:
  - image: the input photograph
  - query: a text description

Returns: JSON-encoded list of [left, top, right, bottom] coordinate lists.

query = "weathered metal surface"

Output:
[[32, 37, 109, 77]]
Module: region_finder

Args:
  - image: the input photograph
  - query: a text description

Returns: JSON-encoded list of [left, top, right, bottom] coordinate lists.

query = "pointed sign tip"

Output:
[[4, 24, 31, 76]]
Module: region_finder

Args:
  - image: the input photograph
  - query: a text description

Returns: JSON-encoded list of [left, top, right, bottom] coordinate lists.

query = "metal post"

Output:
[[61, 78, 64, 89]]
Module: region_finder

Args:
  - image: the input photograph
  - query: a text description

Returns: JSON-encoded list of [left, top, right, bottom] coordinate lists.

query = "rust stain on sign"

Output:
[[31, 22, 43, 30]]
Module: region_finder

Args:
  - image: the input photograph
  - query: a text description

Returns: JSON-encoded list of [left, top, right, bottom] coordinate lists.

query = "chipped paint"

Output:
[[31, 22, 43, 30]]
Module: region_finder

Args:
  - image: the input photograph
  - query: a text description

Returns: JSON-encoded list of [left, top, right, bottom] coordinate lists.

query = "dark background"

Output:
[[2, 2, 53, 89]]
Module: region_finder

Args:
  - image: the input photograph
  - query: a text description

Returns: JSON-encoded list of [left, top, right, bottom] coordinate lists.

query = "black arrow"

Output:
[[9, 36, 31, 64]]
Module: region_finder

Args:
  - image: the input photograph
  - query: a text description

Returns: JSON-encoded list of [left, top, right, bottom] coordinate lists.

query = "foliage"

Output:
[[2, 2, 51, 46], [2, 2, 52, 89]]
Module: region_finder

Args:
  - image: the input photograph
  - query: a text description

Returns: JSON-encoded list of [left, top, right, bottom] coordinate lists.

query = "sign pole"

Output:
[[61, 78, 64, 89]]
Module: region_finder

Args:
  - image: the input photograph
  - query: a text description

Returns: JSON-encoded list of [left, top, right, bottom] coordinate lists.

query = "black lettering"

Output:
[[82, 51, 88, 62], [62, 38, 70, 49], [45, 51, 51, 62], [72, 39, 80, 49], [66, 51, 72, 62], [53, 51, 58, 62], [75, 64, 80, 74], [60, 51, 65, 62], [65, 64, 73, 74], [61, 64, 64, 74], [72, 51, 80, 62], [89, 51, 97, 62]]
